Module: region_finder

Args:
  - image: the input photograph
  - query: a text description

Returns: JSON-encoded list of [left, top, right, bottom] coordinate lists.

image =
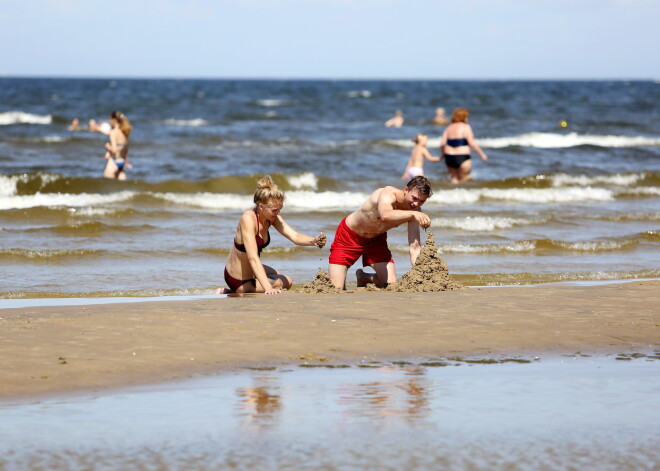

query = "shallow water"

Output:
[[1, 79, 659, 298], [2, 357, 659, 470]]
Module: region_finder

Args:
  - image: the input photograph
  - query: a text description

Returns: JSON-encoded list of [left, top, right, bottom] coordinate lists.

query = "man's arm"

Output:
[[377, 188, 431, 228], [407, 220, 422, 265]]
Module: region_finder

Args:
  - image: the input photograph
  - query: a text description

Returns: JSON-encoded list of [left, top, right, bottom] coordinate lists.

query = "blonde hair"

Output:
[[254, 175, 285, 205], [111, 110, 132, 137], [411, 133, 427, 144]]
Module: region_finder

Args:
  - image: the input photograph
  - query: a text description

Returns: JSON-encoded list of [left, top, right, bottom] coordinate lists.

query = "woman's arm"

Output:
[[439, 130, 448, 157], [466, 125, 488, 161], [273, 216, 325, 247]]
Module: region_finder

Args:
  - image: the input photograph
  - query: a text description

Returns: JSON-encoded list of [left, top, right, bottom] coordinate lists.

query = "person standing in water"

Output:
[[103, 111, 133, 180], [401, 133, 440, 180], [440, 108, 488, 184], [217, 175, 326, 295]]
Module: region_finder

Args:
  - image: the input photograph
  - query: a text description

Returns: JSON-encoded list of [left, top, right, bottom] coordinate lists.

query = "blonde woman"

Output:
[[440, 108, 488, 184], [217, 176, 326, 295], [103, 111, 132, 180]]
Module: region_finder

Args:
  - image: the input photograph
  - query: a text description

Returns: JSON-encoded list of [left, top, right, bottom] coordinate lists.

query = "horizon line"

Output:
[[1, 74, 658, 82]]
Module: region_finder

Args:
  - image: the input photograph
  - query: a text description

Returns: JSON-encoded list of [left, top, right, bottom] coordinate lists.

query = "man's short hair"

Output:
[[406, 176, 433, 197]]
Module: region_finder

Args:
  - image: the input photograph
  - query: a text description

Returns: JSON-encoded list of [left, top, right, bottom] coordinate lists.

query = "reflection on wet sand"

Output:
[[337, 367, 432, 423], [235, 374, 282, 431]]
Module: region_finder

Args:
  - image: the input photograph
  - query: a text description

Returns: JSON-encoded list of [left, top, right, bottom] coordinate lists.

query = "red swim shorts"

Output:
[[329, 218, 393, 267]]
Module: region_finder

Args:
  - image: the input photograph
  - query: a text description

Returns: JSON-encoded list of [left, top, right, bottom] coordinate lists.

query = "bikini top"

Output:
[[234, 209, 271, 256], [446, 137, 469, 147]]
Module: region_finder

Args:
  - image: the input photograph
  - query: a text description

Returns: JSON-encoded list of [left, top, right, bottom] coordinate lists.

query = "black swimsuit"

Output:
[[444, 135, 471, 168]]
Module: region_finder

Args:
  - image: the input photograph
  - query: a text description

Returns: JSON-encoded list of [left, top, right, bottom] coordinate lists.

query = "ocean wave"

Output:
[[286, 172, 318, 190], [163, 118, 208, 126], [344, 90, 372, 98], [0, 248, 105, 260], [386, 133, 660, 149], [479, 132, 660, 149], [457, 269, 660, 286], [0, 191, 135, 210], [392, 237, 641, 255], [550, 172, 646, 187], [432, 187, 614, 204], [0, 111, 52, 125], [257, 99, 297, 107], [432, 216, 537, 231], [151, 190, 368, 211]]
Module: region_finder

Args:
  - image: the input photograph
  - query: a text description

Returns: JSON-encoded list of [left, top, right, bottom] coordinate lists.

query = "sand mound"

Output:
[[387, 230, 465, 292], [296, 269, 342, 294]]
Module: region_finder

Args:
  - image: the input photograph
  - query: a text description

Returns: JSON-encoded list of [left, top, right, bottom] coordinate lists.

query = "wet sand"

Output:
[[1, 280, 658, 400]]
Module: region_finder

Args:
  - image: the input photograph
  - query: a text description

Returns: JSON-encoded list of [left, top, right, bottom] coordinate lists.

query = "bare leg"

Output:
[[103, 159, 119, 179], [358, 261, 396, 288], [456, 160, 473, 184], [329, 263, 349, 289]]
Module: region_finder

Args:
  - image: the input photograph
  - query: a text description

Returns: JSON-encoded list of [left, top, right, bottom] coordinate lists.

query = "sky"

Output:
[[1, 0, 659, 80]]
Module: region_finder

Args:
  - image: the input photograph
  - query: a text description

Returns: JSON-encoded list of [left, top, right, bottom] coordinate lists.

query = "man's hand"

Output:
[[413, 212, 431, 228]]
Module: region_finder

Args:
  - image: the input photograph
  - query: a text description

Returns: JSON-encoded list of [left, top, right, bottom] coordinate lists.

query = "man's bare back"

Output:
[[345, 186, 416, 238]]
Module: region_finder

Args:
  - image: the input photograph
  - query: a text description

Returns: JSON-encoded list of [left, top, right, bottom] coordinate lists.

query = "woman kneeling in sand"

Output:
[[217, 176, 326, 295]]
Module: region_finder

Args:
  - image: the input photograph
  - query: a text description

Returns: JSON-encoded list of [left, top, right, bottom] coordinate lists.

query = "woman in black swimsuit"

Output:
[[217, 175, 326, 295], [440, 108, 488, 184]]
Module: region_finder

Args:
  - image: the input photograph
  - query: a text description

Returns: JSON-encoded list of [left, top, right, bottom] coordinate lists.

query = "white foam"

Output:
[[441, 241, 537, 253], [0, 111, 52, 125], [346, 90, 372, 98], [388, 133, 660, 149], [0, 175, 20, 196], [620, 187, 660, 196], [151, 190, 369, 211], [0, 191, 135, 210], [257, 99, 296, 107], [164, 118, 208, 127], [432, 216, 535, 231], [286, 172, 318, 190], [479, 132, 660, 149], [551, 173, 645, 187]]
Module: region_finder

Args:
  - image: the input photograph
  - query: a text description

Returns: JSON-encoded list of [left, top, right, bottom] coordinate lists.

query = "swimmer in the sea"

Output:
[[401, 133, 440, 180], [385, 110, 404, 128]]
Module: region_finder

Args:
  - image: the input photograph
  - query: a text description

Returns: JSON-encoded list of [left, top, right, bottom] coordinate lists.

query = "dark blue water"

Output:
[[1, 79, 659, 296]]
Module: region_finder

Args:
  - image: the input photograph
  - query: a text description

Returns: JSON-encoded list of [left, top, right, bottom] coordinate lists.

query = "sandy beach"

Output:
[[1, 280, 658, 400]]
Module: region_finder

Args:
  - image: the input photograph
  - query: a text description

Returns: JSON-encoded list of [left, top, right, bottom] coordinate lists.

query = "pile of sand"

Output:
[[295, 231, 464, 294], [387, 230, 465, 292], [296, 269, 342, 294]]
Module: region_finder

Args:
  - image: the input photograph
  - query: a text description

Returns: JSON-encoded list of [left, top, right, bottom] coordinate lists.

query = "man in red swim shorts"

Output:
[[328, 176, 433, 289]]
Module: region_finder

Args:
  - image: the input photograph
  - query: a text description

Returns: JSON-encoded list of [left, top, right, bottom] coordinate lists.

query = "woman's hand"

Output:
[[313, 233, 327, 248]]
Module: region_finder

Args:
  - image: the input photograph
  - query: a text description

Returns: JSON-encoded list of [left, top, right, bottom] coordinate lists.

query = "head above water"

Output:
[[254, 175, 285, 207], [451, 108, 469, 123]]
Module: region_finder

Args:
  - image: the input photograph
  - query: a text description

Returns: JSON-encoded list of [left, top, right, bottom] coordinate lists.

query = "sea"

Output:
[[1, 78, 659, 298]]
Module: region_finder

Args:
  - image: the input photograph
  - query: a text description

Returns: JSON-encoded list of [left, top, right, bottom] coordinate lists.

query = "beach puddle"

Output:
[[1, 357, 659, 470]]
